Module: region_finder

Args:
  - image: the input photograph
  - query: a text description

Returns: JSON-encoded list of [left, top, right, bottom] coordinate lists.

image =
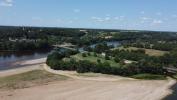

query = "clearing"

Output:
[[117, 46, 168, 56], [71, 52, 120, 67]]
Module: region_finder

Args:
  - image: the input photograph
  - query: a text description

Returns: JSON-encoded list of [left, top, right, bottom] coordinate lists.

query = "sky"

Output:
[[0, 0, 177, 31]]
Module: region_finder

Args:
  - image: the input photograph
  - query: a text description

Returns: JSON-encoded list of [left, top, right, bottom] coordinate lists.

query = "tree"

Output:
[[114, 56, 120, 63], [97, 59, 101, 63], [105, 53, 110, 60], [87, 52, 91, 56], [82, 53, 87, 57], [77, 60, 93, 73], [94, 52, 97, 57]]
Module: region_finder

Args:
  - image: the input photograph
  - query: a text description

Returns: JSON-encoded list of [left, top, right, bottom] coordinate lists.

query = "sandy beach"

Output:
[[0, 57, 46, 77], [0, 58, 176, 100]]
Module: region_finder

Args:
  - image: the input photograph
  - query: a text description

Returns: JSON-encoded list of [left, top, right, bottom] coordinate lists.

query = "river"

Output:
[[79, 41, 121, 52], [0, 50, 50, 70], [0, 41, 120, 70]]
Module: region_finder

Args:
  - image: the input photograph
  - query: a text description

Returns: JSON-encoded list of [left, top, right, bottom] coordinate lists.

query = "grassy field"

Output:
[[116, 47, 168, 56], [0, 70, 68, 90], [173, 74, 177, 79], [72, 52, 120, 67], [75, 73, 102, 77], [131, 74, 167, 80]]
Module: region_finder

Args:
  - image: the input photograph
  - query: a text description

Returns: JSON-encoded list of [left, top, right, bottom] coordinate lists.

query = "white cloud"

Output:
[[140, 11, 145, 14], [141, 17, 151, 20], [91, 16, 112, 22], [73, 9, 80, 13], [0, 0, 13, 7], [156, 12, 162, 16], [105, 17, 111, 21], [91, 17, 104, 22], [152, 19, 163, 24], [140, 17, 152, 23], [172, 15, 177, 18], [56, 19, 62, 23], [106, 14, 111, 16], [68, 20, 73, 24], [114, 16, 125, 21], [32, 17, 43, 22], [91, 15, 125, 23]]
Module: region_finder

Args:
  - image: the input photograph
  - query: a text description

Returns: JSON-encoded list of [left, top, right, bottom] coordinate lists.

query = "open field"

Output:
[[117, 47, 168, 56], [71, 52, 120, 67]]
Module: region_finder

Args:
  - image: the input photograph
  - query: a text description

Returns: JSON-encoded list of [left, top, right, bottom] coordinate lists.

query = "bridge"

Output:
[[163, 67, 177, 74], [53, 43, 77, 51]]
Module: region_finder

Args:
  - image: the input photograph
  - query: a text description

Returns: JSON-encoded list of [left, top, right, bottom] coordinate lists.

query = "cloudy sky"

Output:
[[0, 0, 177, 31]]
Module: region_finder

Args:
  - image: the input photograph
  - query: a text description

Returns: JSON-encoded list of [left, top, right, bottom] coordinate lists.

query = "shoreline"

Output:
[[0, 57, 46, 77]]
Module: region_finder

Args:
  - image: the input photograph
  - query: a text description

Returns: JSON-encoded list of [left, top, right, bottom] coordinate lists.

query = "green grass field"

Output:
[[131, 74, 167, 80], [115, 46, 168, 56], [71, 52, 120, 67], [0, 70, 68, 90]]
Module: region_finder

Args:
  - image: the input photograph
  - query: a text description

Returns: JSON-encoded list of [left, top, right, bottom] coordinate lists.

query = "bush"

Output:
[[105, 54, 110, 60], [87, 52, 91, 56], [47, 60, 61, 70], [77, 60, 93, 73], [97, 59, 101, 63], [94, 52, 97, 57], [114, 56, 120, 63], [82, 53, 87, 57]]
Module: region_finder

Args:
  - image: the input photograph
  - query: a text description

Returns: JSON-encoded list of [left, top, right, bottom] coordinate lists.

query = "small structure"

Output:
[[79, 30, 88, 33], [53, 43, 77, 51], [123, 60, 133, 64], [101, 53, 106, 57]]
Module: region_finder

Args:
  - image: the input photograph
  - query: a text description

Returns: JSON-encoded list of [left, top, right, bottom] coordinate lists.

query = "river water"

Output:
[[0, 50, 50, 70], [79, 41, 121, 52], [0, 41, 120, 70]]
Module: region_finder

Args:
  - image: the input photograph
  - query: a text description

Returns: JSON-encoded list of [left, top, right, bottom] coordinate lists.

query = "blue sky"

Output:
[[0, 0, 177, 31]]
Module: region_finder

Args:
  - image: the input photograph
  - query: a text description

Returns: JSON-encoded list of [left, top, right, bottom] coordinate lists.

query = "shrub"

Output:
[[77, 60, 93, 73], [94, 52, 97, 57], [87, 52, 91, 56], [114, 56, 120, 63], [105, 54, 110, 60], [82, 53, 87, 57], [97, 59, 101, 63]]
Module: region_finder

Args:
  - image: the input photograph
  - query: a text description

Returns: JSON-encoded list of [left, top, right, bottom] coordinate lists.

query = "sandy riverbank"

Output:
[[0, 57, 46, 77], [0, 58, 176, 100]]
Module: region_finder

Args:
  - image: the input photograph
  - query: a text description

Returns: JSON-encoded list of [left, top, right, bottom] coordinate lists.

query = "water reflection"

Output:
[[0, 50, 50, 70]]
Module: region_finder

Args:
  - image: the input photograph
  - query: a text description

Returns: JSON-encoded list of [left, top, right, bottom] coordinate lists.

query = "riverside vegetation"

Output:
[[1, 26, 177, 79]]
